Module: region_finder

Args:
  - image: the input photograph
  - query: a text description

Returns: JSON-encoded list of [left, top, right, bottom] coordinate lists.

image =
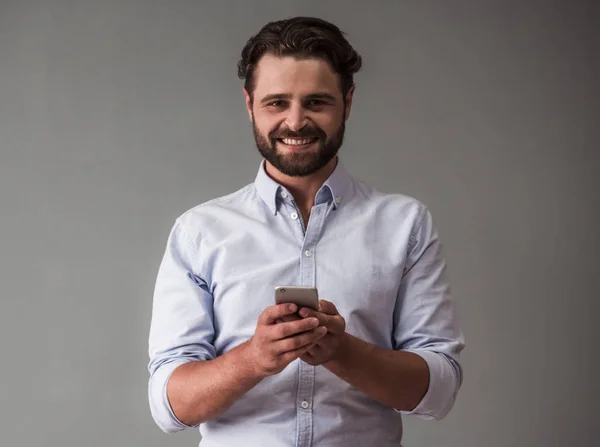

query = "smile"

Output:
[[278, 137, 318, 146]]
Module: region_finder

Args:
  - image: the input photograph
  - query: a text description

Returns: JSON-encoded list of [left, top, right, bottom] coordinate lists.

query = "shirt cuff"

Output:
[[148, 358, 197, 433], [397, 350, 459, 420]]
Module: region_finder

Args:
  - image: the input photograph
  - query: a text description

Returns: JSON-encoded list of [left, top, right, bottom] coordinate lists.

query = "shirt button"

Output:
[[280, 191, 288, 199], [290, 212, 298, 220], [301, 401, 310, 409], [335, 196, 342, 204], [304, 250, 312, 258]]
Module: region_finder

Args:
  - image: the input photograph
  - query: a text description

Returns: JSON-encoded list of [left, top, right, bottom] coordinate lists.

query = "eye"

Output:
[[267, 100, 286, 108], [306, 99, 327, 109]]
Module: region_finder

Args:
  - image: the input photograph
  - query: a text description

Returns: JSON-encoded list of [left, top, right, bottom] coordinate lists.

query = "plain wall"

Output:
[[1, 1, 598, 446]]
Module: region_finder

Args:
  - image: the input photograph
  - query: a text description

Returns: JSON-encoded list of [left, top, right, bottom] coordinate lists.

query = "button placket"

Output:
[[295, 204, 329, 447]]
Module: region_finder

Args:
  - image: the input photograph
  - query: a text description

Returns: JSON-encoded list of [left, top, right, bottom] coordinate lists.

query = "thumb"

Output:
[[318, 299, 338, 315]]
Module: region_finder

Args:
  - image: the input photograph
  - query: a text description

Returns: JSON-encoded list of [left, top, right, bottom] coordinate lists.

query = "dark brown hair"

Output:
[[238, 17, 362, 101]]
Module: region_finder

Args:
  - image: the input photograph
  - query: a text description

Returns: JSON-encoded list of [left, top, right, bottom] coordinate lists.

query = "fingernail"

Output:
[[289, 304, 297, 312]]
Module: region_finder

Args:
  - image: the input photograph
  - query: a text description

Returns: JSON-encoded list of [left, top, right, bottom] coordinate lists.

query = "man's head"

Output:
[[238, 17, 362, 177]]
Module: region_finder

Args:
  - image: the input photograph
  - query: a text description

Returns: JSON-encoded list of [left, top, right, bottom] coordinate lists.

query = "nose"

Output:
[[284, 103, 308, 132]]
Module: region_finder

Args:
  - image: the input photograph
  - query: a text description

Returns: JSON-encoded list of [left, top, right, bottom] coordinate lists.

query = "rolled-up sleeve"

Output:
[[393, 204, 465, 420], [148, 218, 216, 433]]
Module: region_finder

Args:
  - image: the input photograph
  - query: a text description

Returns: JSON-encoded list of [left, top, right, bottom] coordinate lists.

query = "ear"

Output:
[[243, 87, 253, 122], [344, 84, 356, 121]]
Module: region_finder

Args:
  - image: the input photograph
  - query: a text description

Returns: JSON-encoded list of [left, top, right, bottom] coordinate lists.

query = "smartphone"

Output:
[[274, 286, 319, 310]]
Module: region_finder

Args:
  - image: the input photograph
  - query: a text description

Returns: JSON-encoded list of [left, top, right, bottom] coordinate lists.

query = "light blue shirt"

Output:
[[148, 159, 465, 446]]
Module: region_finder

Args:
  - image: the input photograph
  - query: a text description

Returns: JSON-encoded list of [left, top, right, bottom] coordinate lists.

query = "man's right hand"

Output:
[[242, 303, 327, 378]]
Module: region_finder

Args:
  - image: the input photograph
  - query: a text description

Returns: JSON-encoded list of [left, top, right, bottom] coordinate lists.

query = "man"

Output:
[[148, 16, 465, 446]]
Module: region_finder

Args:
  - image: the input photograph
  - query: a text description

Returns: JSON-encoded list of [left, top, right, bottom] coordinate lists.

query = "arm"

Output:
[[324, 333, 430, 411], [166, 309, 326, 428], [388, 204, 465, 419], [298, 300, 429, 411], [148, 218, 220, 433], [164, 343, 262, 428], [300, 204, 464, 419], [148, 219, 326, 432]]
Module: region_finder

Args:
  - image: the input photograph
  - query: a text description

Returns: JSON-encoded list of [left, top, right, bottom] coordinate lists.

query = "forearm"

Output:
[[167, 341, 262, 426], [325, 333, 429, 411]]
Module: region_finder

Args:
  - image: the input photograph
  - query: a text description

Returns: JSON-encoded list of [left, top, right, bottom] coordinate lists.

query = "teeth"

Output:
[[281, 138, 314, 146]]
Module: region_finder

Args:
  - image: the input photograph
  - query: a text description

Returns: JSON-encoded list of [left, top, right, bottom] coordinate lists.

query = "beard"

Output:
[[252, 117, 345, 177]]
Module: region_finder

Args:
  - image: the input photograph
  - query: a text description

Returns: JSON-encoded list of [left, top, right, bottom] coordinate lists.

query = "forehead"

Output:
[[252, 54, 341, 99]]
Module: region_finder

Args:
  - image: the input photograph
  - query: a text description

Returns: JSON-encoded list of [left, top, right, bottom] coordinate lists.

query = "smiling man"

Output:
[[148, 16, 465, 447]]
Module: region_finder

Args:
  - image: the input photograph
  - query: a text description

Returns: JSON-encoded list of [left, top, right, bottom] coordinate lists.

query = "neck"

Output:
[[265, 157, 338, 219]]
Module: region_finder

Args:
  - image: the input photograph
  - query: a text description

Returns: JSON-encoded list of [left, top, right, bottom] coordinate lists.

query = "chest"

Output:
[[198, 202, 410, 353]]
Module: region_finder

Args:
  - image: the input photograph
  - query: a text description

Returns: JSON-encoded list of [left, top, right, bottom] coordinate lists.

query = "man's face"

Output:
[[244, 54, 353, 177]]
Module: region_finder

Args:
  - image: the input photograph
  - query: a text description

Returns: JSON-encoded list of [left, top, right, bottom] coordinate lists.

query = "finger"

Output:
[[274, 326, 328, 354], [298, 300, 338, 318], [306, 343, 324, 356], [309, 314, 344, 336], [280, 314, 302, 323], [279, 341, 319, 364], [318, 299, 339, 315], [300, 349, 321, 366], [259, 303, 298, 326], [314, 300, 345, 334], [270, 317, 320, 341], [325, 316, 345, 335], [298, 307, 331, 326], [302, 333, 332, 354], [300, 351, 315, 362], [275, 314, 300, 324], [298, 307, 317, 318]]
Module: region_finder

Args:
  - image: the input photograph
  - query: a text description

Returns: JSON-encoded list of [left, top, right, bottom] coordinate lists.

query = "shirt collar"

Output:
[[254, 160, 282, 214], [254, 158, 353, 215]]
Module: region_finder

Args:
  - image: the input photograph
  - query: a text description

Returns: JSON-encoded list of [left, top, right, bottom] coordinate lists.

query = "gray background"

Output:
[[1, 1, 598, 446]]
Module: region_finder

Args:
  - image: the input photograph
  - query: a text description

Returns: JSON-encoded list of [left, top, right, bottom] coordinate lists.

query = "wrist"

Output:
[[232, 340, 267, 382], [324, 332, 352, 368]]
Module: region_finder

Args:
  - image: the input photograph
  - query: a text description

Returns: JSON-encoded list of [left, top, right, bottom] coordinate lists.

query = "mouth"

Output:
[[276, 137, 319, 150]]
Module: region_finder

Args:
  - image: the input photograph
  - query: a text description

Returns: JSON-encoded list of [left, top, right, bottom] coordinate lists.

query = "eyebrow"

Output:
[[260, 93, 337, 104]]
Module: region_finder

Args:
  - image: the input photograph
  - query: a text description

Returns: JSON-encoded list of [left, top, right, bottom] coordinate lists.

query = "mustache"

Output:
[[271, 127, 324, 139]]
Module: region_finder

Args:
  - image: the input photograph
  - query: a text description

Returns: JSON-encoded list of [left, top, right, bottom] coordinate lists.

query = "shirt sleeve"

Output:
[[392, 204, 465, 420], [147, 218, 216, 433]]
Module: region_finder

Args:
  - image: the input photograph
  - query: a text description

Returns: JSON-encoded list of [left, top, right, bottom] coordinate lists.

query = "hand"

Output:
[[243, 303, 328, 378], [298, 300, 347, 366]]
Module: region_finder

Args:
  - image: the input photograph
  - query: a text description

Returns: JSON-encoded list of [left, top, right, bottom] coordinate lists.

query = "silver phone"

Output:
[[274, 286, 319, 310]]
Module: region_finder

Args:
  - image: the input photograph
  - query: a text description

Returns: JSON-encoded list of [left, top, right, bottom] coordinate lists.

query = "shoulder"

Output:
[[352, 178, 429, 221], [173, 182, 258, 234]]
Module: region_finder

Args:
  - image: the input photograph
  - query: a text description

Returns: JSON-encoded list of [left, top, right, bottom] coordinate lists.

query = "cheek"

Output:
[[317, 115, 343, 136], [255, 114, 282, 135]]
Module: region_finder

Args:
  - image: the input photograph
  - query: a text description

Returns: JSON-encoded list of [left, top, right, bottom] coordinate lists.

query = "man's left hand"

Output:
[[297, 299, 346, 366]]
